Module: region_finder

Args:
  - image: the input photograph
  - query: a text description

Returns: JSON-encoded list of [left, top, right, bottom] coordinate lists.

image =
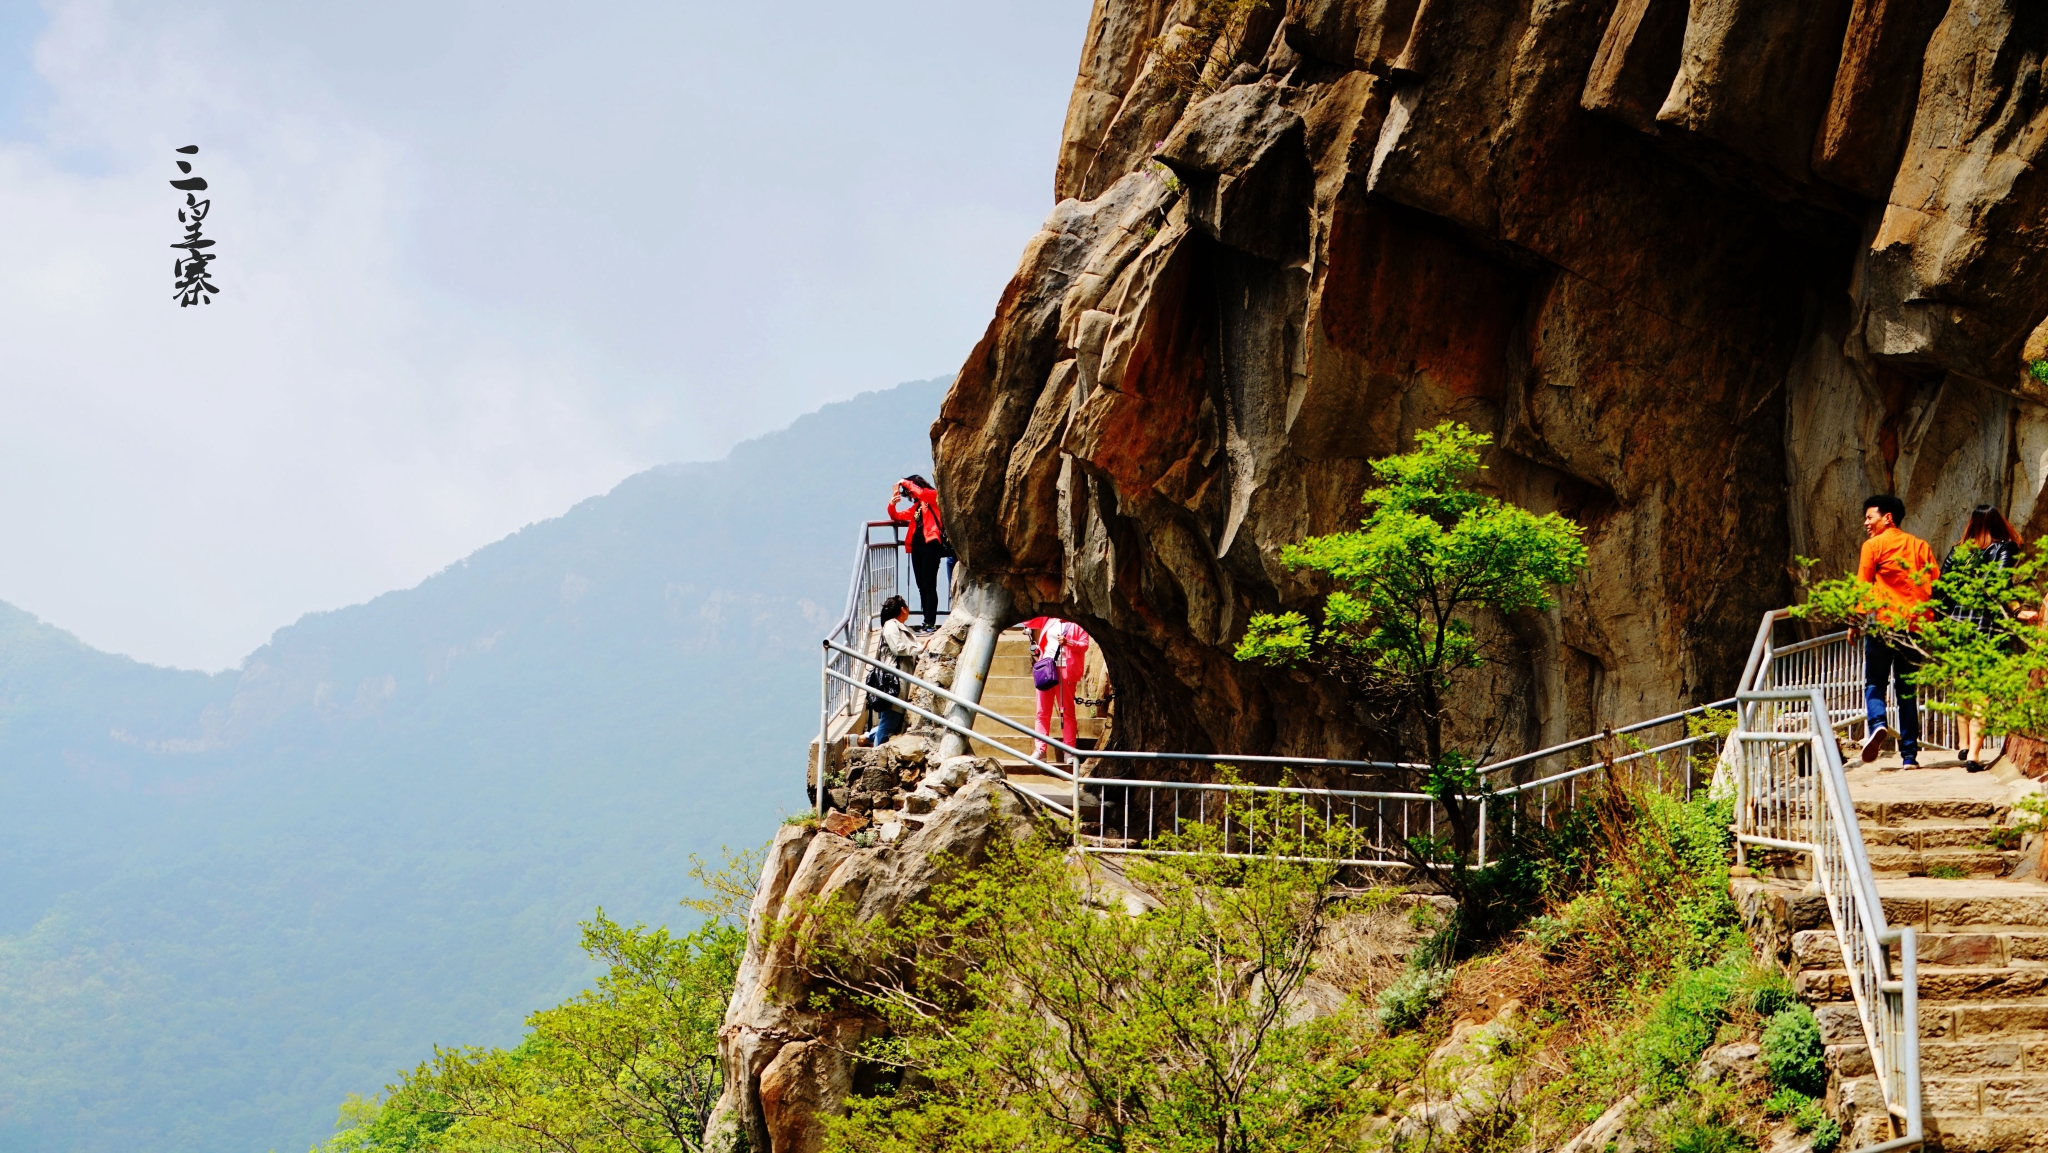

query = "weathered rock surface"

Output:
[[704, 776, 1036, 1153], [936, 0, 2048, 771]]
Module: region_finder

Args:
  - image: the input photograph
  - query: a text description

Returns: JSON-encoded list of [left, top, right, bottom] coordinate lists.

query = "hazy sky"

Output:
[[0, 0, 1089, 670]]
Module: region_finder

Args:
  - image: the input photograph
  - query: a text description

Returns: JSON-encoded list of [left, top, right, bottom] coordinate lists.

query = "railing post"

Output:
[[1476, 796, 1487, 868], [817, 642, 831, 817], [1899, 927, 1922, 1145]]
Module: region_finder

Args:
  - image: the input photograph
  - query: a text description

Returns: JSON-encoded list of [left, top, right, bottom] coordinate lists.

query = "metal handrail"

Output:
[[820, 521, 899, 732], [1731, 612, 2002, 763], [1731, 609, 1923, 1153], [824, 638, 1427, 775], [823, 665, 1075, 819], [825, 639, 1716, 868], [1474, 700, 1736, 777]]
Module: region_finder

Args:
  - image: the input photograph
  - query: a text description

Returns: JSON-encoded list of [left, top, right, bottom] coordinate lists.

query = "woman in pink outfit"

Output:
[[1029, 617, 1091, 764]]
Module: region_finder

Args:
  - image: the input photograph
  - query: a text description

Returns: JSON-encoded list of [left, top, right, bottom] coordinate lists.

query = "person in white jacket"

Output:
[[865, 596, 921, 746]]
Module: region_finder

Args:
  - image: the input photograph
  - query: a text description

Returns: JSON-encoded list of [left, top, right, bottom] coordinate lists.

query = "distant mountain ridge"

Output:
[[0, 376, 947, 1153]]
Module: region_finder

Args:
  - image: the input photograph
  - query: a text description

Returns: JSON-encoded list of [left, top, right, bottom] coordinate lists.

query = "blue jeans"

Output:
[[867, 707, 903, 747], [1865, 634, 1921, 761]]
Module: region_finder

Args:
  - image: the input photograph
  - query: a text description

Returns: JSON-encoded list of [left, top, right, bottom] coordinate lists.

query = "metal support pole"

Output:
[[936, 574, 1013, 761]]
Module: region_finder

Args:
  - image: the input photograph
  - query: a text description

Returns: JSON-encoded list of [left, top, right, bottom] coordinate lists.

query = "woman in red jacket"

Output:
[[887, 475, 947, 630], [1029, 616, 1091, 765]]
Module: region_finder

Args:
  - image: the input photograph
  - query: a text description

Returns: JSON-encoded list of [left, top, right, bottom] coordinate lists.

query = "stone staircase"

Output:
[[1788, 759, 2048, 1151]]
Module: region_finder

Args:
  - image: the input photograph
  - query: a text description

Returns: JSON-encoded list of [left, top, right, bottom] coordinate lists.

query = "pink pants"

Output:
[[1035, 664, 1083, 762]]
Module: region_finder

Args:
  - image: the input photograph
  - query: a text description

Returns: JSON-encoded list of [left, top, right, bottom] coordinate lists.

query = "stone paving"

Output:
[[1798, 757, 2048, 1151]]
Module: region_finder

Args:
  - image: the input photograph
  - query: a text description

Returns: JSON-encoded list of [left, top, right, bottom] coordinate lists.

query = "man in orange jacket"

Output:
[[1856, 494, 1939, 768]]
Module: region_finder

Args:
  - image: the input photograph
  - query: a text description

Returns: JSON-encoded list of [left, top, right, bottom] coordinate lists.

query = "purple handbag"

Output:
[[1031, 631, 1064, 691]]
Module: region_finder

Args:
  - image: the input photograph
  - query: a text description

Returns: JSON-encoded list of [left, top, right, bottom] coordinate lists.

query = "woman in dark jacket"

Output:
[[887, 475, 947, 630], [1937, 505, 2025, 771]]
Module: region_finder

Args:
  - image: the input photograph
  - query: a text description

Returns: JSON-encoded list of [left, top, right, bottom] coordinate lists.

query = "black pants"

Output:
[[1865, 634, 1922, 761], [910, 539, 945, 628]]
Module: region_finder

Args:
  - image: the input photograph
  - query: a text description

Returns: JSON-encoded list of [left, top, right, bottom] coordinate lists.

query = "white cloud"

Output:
[[0, 0, 1089, 669]]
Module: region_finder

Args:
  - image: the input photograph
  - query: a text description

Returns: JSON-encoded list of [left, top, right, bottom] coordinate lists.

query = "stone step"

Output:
[[1827, 1038, 2048, 1080], [1800, 965, 2048, 1002], [1910, 1075, 2048, 1116], [1840, 1078, 2048, 1153], [978, 685, 1039, 704], [966, 725, 1103, 752], [1839, 1076, 2048, 1152], [1865, 845, 2021, 878], [1875, 877, 2048, 931], [1918, 1118, 2048, 1153], [1007, 775, 1115, 813], [1863, 824, 2023, 850], [1794, 929, 2048, 970], [1855, 797, 2006, 826], [1819, 998, 2048, 1046]]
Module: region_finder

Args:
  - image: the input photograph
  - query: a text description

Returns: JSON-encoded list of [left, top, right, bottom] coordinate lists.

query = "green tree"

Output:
[[1234, 422, 1588, 914], [803, 803, 1423, 1153], [315, 916, 741, 1153], [312, 846, 764, 1153]]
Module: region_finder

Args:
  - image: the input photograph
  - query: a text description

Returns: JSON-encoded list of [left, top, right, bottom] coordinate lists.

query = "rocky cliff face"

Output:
[[935, 0, 2048, 768], [705, 766, 1031, 1153]]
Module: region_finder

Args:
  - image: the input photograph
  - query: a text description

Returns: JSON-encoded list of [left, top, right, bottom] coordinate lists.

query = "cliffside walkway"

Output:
[[817, 536, 2048, 1153]]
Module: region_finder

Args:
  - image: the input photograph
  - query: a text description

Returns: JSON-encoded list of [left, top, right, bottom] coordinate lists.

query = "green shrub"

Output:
[[1666, 1117, 1754, 1153], [1635, 957, 1741, 1091], [1376, 965, 1455, 1034], [1760, 1004, 1826, 1097], [1735, 966, 1795, 1019], [1927, 863, 1970, 880], [2031, 358, 2048, 384], [1765, 1087, 1840, 1153]]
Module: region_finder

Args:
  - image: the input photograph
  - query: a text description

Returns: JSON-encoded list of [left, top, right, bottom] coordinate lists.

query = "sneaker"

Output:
[[1901, 757, 1920, 770], [1859, 725, 1893, 764]]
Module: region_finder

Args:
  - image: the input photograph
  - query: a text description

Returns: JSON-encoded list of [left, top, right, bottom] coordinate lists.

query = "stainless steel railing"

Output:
[[822, 637, 1730, 869], [1736, 610, 2002, 761], [819, 520, 956, 738], [1731, 688, 1921, 1153], [1730, 609, 1922, 1153]]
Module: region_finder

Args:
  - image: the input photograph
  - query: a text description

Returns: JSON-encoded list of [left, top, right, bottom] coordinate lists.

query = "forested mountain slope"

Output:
[[0, 376, 945, 1153]]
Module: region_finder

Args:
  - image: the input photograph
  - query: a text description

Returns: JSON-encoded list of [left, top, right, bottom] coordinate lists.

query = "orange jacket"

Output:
[[1858, 526, 1940, 626]]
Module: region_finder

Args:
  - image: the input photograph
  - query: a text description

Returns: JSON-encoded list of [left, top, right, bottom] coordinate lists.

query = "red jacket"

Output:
[[888, 480, 944, 551]]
